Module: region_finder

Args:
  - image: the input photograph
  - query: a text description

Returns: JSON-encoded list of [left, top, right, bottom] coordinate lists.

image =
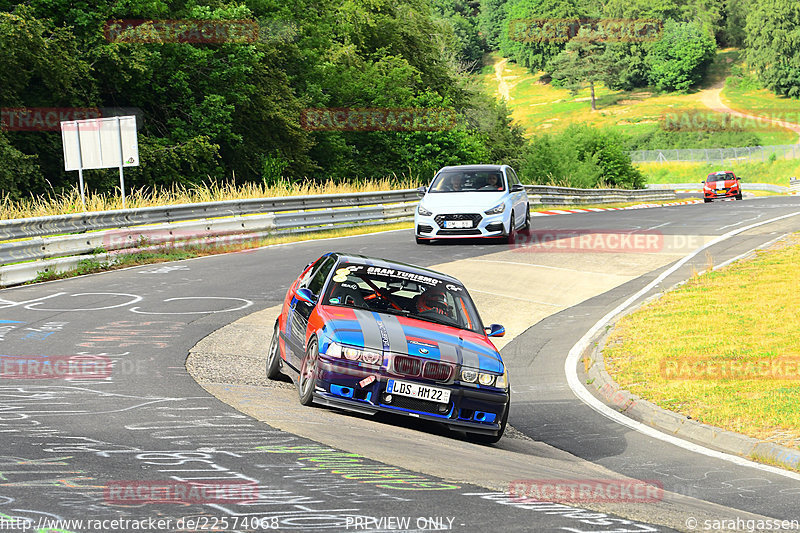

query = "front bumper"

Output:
[[415, 212, 508, 240], [704, 188, 739, 199], [316, 358, 509, 435]]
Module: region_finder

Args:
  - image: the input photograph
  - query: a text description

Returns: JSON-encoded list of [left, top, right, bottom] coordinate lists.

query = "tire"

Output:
[[736, 193, 743, 200], [522, 204, 531, 230], [467, 404, 509, 445], [505, 214, 516, 244], [266, 320, 282, 380], [298, 338, 319, 406], [704, 198, 712, 203]]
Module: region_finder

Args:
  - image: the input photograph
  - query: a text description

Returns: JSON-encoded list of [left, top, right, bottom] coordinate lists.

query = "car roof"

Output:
[[437, 164, 507, 172], [330, 253, 463, 284], [708, 171, 735, 176]]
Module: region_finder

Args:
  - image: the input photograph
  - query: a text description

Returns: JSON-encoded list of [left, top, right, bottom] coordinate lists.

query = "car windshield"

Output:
[[428, 170, 505, 193], [707, 172, 734, 182], [322, 263, 484, 333]]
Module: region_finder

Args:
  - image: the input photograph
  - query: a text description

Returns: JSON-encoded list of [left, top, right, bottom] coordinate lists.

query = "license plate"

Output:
[[716, 188, 726, 193], [444, 220, 472, 229], [387, 379, 450, 403]]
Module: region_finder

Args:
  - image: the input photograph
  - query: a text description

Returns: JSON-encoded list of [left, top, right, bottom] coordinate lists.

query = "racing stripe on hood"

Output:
[[438, 341, 459, 365], [380, 314, 409, 355], [353, 309, 384, 351], [396, 319, 503, 372], [459, 346, 483, 370]]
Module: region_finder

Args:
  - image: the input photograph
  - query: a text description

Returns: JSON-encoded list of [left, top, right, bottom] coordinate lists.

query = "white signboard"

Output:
[[60, 115, 139, 209], [61, 116, 138, 171]]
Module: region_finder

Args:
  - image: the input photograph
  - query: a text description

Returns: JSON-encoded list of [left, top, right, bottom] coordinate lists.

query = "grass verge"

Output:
[[603, 232, 800, 452], [537, 199, 698, 210], [638, 159, 800, 186], [29, 222, 414, 284]]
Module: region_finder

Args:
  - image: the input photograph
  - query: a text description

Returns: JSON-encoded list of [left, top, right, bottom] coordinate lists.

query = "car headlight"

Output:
[[485, 203, 505, 215], [478, 373, 496, 386], [418, 204, 433, 216], [461, 369, 478, 383], [325, 342, 382, 365], [495, 369, 508, 390]]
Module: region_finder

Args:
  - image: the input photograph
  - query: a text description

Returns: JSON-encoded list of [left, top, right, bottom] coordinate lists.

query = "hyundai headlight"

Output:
[[418, 204, 433, 216], [485, 203, 505, 215]]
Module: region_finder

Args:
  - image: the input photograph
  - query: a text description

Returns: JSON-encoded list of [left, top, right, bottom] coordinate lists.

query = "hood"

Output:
[[320, 306, 503, 373], [421, 191, 506, 212], [707, 179, 737, 187]]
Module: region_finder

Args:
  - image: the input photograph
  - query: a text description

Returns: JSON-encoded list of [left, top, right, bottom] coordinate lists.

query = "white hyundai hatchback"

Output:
[[415, 165, 530, 244]]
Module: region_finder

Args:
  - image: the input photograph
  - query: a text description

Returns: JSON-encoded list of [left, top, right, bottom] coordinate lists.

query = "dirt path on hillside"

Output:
[[494, 57, 516, 101], [698, 81, 800, 143]]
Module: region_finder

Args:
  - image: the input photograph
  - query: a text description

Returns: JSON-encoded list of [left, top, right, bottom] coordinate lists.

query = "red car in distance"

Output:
[[703, 171, 742, 202]]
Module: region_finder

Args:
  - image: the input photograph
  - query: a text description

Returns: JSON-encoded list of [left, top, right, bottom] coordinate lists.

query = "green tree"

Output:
[[645, 19, 716, 91], [479, 0, 508, 49], [546, 28, 615, 110], [0, 132, 41, 200], [720, 0, 747, 47], [745, 0, 800, 97], [499, 0, 589, 72]]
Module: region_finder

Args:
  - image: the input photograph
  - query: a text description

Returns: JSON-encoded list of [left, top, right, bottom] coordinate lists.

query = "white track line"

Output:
[[564, 210, 800, 481]]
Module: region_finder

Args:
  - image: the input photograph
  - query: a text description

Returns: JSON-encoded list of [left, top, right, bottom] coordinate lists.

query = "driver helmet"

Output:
[[416, 287, 449, 315]]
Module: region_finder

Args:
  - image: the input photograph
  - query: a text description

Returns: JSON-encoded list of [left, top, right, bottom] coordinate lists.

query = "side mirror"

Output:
[[416, 186, 427, 198], [511, 184, 525, 193], [295, 288, 316, 305], [485, 324, 505, 337]]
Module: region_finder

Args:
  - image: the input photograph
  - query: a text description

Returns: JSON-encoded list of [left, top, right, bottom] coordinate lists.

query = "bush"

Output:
[[645, 20, 716, 91], [520, 125, 644, 188]]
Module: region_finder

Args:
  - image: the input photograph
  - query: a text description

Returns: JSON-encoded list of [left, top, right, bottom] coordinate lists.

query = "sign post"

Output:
[[60, 115, 139, 210]]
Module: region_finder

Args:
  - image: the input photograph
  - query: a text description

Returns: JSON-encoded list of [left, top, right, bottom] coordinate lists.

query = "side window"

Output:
[[507, 168, 521, 186], [307, 257, 336, 297]]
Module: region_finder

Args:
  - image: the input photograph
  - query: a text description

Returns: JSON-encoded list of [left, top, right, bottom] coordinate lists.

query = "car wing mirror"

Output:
[[416, 186, 427, 198], [511, 184, 525, 192], [485, 324, 505, 337], [296, 288, 316, 305]]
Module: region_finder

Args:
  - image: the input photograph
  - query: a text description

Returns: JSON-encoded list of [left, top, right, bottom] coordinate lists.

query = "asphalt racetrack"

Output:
[[1, 195, 799, 532]]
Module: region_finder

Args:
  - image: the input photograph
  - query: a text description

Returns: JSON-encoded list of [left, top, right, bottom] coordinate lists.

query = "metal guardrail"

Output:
[[525, 185, 676, 205], [0, 190, 419, 242], [646, 183, 789, 193], [0, 186, 678, 285]]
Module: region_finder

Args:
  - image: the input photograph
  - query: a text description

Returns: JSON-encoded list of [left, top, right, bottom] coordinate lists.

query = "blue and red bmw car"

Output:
[[266, 252, 510, 443]]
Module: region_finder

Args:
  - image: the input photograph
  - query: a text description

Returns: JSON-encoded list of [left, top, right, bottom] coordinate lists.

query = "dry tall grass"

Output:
[[1, 178, 421, 220]]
